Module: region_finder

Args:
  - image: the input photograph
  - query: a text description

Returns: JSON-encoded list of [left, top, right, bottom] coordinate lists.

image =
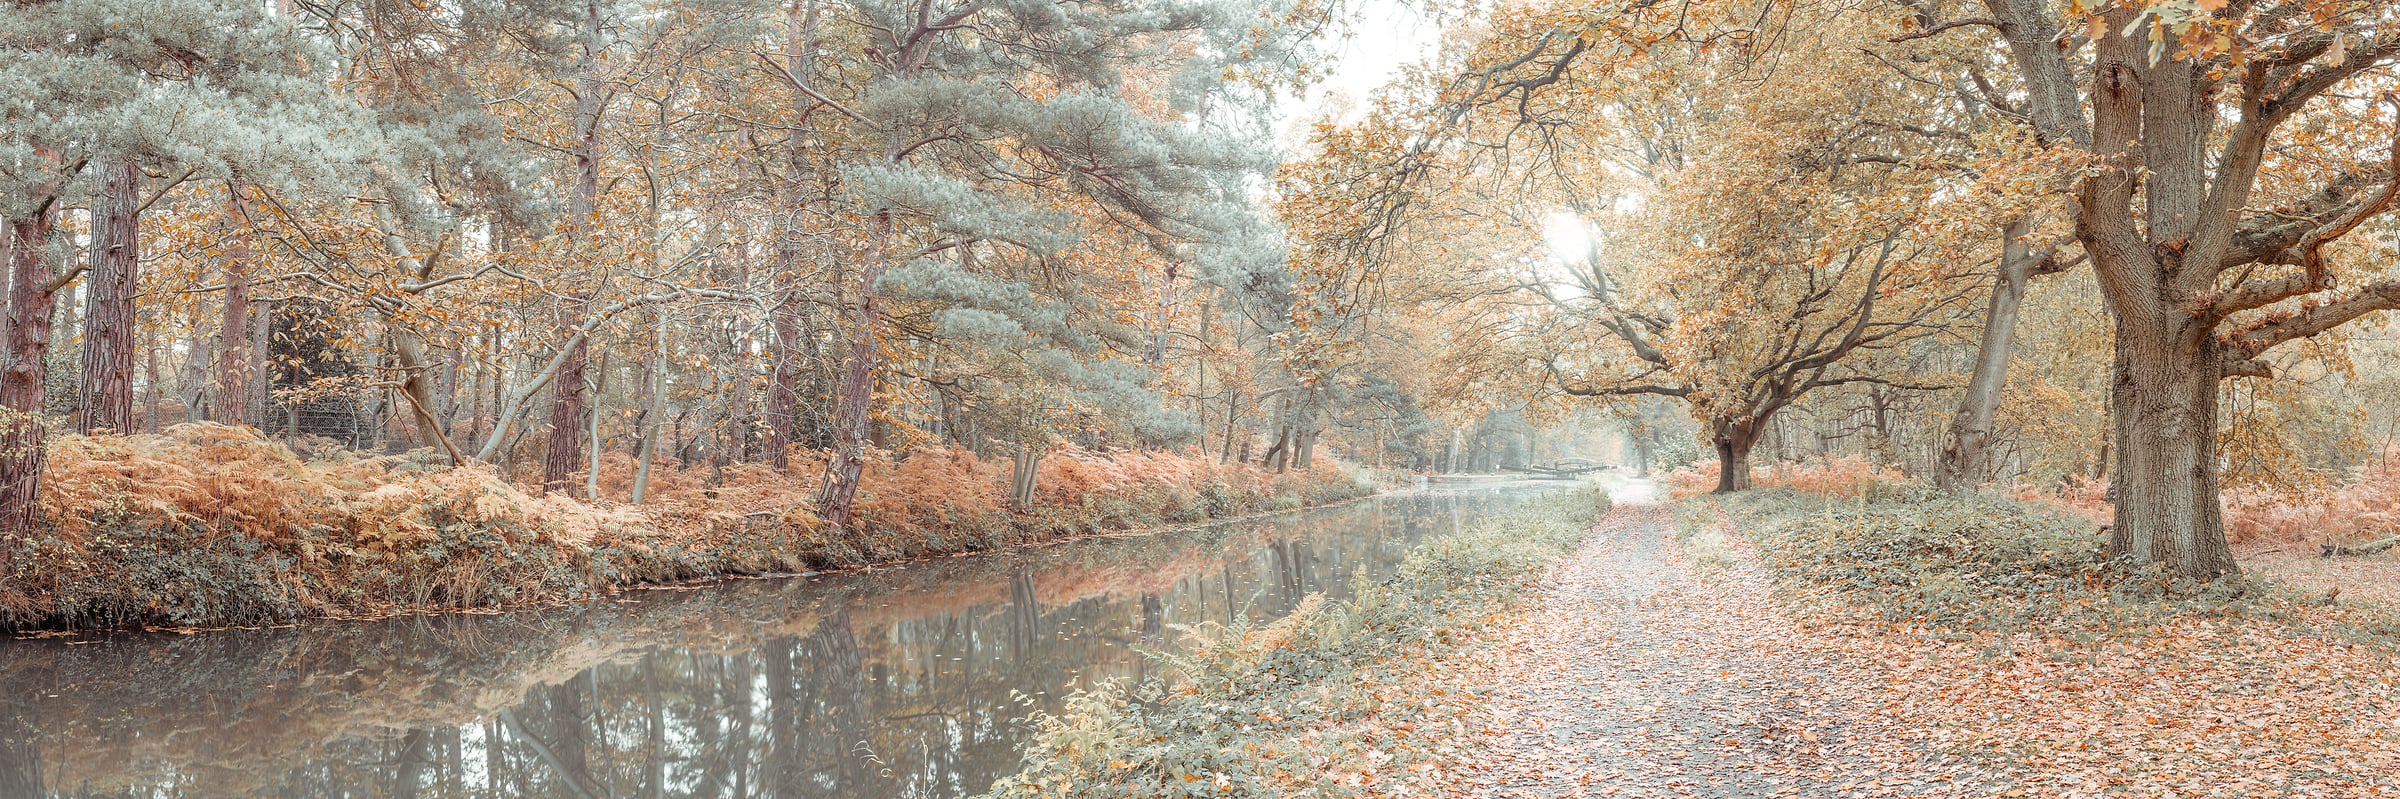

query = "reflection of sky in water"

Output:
[[0, 481, 1586, 798]]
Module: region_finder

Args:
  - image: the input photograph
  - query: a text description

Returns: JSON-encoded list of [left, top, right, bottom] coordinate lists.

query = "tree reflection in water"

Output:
[[0, 485, 1556, 798]]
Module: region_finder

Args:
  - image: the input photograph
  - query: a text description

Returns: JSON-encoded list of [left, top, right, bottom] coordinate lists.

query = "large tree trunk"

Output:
[[215, 182, 254, 425], [2, 210, 62, 538], [2107, 316, 2237, 579], [364, 205, 465, 464], [75, 161, 142, 435], [1711, 418, 1758, 493], [1935, 220, 2039, 492]]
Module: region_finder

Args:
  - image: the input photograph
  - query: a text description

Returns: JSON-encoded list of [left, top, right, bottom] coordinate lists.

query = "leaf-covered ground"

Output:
[[1449, 497, 2400, 798]]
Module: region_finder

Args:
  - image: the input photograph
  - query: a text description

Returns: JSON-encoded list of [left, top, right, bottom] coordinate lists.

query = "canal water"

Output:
[[0, 479, 1582, 798]]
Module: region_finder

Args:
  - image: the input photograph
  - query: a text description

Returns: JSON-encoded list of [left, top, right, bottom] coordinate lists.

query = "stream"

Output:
[[0, 478, 1590, 798]]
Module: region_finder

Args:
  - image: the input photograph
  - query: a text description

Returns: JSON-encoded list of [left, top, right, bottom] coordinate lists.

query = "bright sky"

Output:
[[1278, 0, 1445, 142]]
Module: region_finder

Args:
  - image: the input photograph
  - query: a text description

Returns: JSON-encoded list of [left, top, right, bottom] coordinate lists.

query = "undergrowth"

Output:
[[982, 483, 1612, 799], [1717, 488, 2372, 642], [1, 424, 1374, 631]]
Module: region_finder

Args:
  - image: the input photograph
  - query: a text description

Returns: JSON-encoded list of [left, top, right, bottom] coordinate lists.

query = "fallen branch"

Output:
[[2320, 534, 2400, 557]]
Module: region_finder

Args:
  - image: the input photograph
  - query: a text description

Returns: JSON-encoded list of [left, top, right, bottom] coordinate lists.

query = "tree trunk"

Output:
[[179, 327, 212, 426], [1, 210, 61, 538], [816, 211, 890, 529], [143, 330, 161, 433], [2106, 318, 2238, 579], [246, 303, 269, 419], [216, 181, 254, 425], [438, 345, 461, 437], [1711, 418, 1758, 493], [1220, 390, 1240, 463], [543, 0, 607, 494], [1009, 443, 1041, 508], [763, 0, 821, 474], [762, 288, 804, 471], [389, 326, 464, 465], [1935, 220, 2039, 492], [630, 315, 662, 504], [583, 356, 607, 501], [75, 161, 142, 436]]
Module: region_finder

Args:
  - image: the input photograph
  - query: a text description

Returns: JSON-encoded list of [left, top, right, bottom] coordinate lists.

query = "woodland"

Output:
[[9, 0, 2400, 794], [0, 0, 2398, 651]]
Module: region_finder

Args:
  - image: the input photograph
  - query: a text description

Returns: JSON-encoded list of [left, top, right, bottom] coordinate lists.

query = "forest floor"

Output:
[[1447, 493, 2400, 799]]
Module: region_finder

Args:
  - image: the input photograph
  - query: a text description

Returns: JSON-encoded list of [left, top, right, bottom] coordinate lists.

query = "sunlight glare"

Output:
[[1543, 211, 1593, 265]]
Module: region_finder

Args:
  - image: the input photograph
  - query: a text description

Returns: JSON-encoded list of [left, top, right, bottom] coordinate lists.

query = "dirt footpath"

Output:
[[1452, 500, 1994, 799]]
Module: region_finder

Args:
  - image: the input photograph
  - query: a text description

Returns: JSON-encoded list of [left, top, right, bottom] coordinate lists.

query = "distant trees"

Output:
[[1282, 8, 1983, 492]]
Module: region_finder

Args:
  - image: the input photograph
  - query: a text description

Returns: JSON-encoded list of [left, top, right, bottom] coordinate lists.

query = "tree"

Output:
[[1, 0, 358, 538], [1927, 0, 2400, 576], [1283, 7, 1981, 490], [75, 161, 142, 435], [799, 0, 1322, 527]]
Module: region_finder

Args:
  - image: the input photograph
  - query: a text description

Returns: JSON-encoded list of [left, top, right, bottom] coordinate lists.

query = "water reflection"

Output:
[[0, 482, 1567, 798]]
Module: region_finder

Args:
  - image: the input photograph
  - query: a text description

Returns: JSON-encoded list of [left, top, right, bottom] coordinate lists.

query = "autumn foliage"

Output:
[[1661, 455, 1906, 501], [0, 424, 1371, 630]]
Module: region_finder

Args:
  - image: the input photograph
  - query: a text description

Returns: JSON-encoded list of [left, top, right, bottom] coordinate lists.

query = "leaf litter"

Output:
[[1441, 498, 2400, 799]]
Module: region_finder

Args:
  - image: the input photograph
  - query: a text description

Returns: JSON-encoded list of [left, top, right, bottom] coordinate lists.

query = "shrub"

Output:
[[1661, 454, 1906, 500], [984, 484, 1611, 798]]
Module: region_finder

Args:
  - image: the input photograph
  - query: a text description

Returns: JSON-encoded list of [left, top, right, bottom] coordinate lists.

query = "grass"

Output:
[[981, 483, 1611, 799]]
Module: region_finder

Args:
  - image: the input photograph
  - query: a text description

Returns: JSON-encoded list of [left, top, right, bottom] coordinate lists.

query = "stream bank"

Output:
[[0, 479, 1571, 798]]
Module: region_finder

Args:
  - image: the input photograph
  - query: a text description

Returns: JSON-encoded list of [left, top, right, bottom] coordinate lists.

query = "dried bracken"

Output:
[[2, 423, 1373, 630]]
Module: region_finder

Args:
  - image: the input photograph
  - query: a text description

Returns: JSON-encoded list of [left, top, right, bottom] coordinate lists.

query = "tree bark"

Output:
[[1009, 443, 1041, 508], [583, 360, 605, 502], [143, 330, 160, 432], [2, 208, 62, 538], [1935, 220, 2039, 492], [763, 0, 821, 474], [389, 327, 464, 466], [2106, 315, 2238, 578], [1711, 418, 1758, 493], [630, 314, 663, 504], [543, 0, 607, 494], [815, 211, 888, 529], [179, 325, 212, 424], [75, 161, 142, 436], [216, 181, 254, 425]]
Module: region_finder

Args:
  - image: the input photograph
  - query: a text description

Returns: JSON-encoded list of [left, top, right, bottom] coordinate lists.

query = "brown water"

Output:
[[0, 480, 1577, 799]]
